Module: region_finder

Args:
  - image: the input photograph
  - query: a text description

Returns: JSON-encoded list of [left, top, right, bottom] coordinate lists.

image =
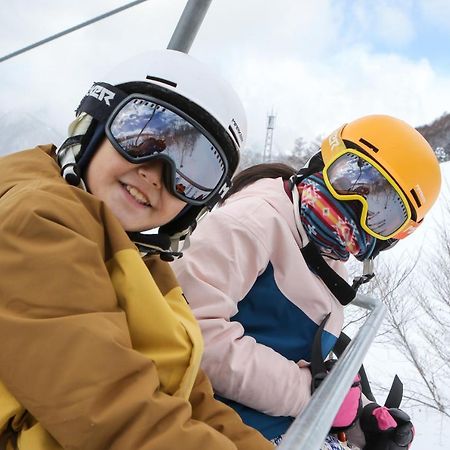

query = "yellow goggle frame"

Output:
[[322, 135, 416, 240]]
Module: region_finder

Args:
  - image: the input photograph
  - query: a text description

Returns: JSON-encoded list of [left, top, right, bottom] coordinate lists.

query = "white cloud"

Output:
[[338, 1, 415, 49], [1, 0, 450, 157], [225, 46, 450, 154], [373, 2, 415, 46], [0, 0, 187, 135], [192, 0, 343, 60], [419, 0, 450, 29]]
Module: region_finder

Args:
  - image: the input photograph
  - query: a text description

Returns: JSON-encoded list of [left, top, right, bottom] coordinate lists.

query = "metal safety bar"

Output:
[[278, 293, 386, 450], [167, 0, 213, 53]]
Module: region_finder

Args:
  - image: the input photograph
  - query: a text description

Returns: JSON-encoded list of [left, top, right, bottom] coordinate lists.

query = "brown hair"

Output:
[[221, 162, 297, 203]]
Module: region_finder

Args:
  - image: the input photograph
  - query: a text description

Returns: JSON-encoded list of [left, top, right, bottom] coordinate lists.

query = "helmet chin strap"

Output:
[[351, 238, 399, 291], [351, 258, 375, 291], [126, 231, 184, 261]]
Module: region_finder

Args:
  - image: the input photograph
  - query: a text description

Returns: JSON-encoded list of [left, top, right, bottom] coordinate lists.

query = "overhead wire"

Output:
[[0, 0, 149, 63]]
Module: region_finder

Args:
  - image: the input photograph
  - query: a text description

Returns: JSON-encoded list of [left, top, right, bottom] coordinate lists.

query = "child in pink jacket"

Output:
[[173, 115, 440, 448]]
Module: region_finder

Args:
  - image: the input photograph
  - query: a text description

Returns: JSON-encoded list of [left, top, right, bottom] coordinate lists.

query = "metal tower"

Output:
[[263, 111, 276, 162]]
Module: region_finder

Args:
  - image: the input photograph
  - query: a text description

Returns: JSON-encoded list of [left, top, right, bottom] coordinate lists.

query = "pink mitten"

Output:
[[311, 359, 363, 432]]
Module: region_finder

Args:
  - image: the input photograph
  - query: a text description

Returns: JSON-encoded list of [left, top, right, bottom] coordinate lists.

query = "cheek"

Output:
[[85, 166, 101, 197], [167, 196, 187, 218], [86, 167, 112, 201]]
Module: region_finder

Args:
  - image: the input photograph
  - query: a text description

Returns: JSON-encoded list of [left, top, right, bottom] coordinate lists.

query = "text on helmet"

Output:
[[328, 129, 340, 150], [87, 84, 116, 106], [231, 118, 244, 144]]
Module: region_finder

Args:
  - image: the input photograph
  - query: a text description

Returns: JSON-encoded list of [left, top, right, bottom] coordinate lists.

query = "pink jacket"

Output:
[[173, 177, 346, 421]]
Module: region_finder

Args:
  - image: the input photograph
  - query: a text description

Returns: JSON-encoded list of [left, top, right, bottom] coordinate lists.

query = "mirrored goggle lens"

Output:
[[109, 98, 226, 203], [327, 152, 409, 237]]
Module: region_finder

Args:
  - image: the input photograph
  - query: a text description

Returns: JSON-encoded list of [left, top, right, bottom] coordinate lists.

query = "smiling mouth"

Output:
[[121, 182, 151, 207]]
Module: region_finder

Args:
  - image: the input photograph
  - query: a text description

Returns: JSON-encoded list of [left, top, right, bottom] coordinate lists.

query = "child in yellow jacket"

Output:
[[0, 49, 273, 450]]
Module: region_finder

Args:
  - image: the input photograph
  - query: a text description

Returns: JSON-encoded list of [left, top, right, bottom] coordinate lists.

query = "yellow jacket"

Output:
[[0, 146, 272, 450]]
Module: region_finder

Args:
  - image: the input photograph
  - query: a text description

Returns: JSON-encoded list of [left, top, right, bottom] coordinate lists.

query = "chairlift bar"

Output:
[[0, 0, 149, 63], [278, 294, 386, 450], [167, 0, 213, 53]]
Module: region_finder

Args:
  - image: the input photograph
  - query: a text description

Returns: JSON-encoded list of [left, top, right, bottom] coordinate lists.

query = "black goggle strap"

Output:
[[59, 82, 127, 187], [288, 155, 325, 190], [215, 176, 232, 203], [76, 82, 128, 123]]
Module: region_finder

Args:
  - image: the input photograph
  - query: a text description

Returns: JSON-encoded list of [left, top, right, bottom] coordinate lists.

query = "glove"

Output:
[[360, 403, 414, 450], [311, 359, 363, 432]]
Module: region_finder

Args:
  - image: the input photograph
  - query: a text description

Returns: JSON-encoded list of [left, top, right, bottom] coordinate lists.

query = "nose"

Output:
[[137, 160, 163, 189]]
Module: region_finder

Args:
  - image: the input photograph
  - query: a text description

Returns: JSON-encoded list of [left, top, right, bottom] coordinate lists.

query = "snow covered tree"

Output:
[[355, 241, 450, 417]]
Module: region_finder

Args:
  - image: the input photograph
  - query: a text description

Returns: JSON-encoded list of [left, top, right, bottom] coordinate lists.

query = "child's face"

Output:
[[86, 138, 186, 231]]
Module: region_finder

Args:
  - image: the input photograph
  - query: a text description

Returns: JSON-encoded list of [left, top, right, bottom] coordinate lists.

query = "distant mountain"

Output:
[[0, 111, 64, 156], [417, 112, 450, 162], [2, 109, 449, 163]]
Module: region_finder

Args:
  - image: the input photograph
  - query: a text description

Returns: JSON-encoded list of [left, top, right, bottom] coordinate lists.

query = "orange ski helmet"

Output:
[[321, 115, 441, 239]]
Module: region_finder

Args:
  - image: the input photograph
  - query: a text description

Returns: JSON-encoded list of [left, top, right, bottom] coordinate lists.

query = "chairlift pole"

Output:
[[167, 0, 213, 54], [279, 294, 386, 450]]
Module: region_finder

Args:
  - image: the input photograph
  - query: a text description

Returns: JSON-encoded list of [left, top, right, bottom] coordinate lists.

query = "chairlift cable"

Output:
[[0, 0, 149, 63]]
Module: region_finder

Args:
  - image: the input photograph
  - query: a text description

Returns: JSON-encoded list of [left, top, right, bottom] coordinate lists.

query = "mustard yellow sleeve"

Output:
[[0, 190, 255, 450]]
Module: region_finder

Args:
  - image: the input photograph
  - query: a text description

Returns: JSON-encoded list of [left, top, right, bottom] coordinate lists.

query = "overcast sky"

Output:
[[2, 0, 450, 155]]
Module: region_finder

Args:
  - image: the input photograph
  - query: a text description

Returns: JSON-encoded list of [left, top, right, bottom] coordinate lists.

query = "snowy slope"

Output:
[[360, 161, 450, 449], [0, 110, 64, 155]]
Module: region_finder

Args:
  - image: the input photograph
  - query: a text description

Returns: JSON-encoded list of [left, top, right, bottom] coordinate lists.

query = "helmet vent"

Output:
[[146, 75, 177, 88], [410, 188, 422, 208], [228, 125, 240, 149], [359, 138, 379, 153]]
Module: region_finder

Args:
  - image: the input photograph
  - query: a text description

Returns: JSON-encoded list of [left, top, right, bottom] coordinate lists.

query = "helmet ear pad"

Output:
[[76, 120, 106, 181]]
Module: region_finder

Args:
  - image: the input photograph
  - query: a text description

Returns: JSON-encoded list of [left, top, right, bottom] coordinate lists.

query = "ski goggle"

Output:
[[323, 145, 415, 240], [105, 94, 229, 206]]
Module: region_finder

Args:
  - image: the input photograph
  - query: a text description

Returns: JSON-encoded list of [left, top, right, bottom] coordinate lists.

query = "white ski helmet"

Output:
[[57, 49, 247, 256], [112, 49, 247, 156]]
